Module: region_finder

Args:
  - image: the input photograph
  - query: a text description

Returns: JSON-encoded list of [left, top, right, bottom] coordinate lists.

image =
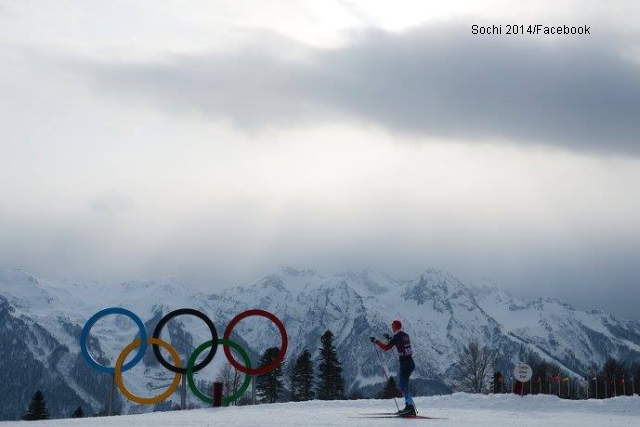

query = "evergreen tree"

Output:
[[291, 350, 315, 401], [378, 377, 402, 399], [290, 353, 300, 402], [256, 347, 284, 403], [284, 356, 296, 402], [631, 362, 640, 397], [316, 330, 345, 400], [524, 352, 563, 396], [600, 358, 628, 397], [22, 390, 49, 421], [71, 406, 84, 418]]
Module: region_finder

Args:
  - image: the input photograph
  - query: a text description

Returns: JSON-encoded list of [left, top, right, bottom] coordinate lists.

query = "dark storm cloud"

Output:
[[73, 22, 640, 155]]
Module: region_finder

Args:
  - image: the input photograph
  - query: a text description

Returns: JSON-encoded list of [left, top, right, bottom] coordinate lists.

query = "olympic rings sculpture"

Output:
[[80, 307, 287, 405]]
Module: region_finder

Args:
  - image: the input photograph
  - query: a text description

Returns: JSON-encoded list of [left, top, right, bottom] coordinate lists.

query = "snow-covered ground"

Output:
[[3, 393, 639, 426]]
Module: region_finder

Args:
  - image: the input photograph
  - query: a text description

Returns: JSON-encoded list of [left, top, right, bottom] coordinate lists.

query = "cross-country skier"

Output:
[[370, 320, 416, 417]]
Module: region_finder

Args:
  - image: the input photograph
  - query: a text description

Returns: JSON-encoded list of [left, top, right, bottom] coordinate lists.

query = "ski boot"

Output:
[[398, 404, 417, 417], [395, 404, 408, 415]]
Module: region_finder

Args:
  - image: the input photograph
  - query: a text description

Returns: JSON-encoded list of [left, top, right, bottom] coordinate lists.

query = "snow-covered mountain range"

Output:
[[2, 267, 640, 420]]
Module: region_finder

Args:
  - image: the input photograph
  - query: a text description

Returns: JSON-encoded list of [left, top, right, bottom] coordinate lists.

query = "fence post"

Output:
[[107, 373, 115, 416], [181, 375, 186, 409]]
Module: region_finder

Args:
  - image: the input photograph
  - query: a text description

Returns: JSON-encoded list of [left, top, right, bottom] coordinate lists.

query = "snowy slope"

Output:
[[1, 394, 639, 427], [2, 267, 640, 420]]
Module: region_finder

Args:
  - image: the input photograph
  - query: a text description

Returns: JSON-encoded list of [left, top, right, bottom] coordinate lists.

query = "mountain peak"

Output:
[[468, 278, 513, 302], [334, 269, 394, 295], [118, 278, 196, 294], [244, 266, 325, 294], [417, 269, 468, 293], [275, 265, 320, 278], [418, 268, 460, 282], [0, 269, 40, 285], [0, 269, 54, 309], [402, 269, 471, 305]]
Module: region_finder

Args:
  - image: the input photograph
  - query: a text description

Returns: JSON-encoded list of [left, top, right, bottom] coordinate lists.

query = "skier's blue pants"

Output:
[[398, 358, 415, 406]]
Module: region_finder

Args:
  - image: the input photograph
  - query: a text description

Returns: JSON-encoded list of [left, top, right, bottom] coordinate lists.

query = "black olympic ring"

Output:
[[152, 308, 218, 374]]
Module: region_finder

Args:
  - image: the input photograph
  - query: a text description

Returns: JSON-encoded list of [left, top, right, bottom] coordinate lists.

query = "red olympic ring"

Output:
[[223, 309, 288, 376]]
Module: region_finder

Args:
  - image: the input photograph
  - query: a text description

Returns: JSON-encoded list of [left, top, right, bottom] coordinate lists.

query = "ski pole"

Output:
[[374, 345, 400, 412]]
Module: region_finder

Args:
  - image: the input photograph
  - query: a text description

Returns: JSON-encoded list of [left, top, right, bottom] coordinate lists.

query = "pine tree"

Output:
[[378, 377, 402, 399], [291, 350, 315, 401], [71, 406, 84, 418], [256, 347, 284, 403], [289, 353, 300, 402], [22, 390, 49, 421], [284, 356, 296, 402], [316, 330, 345, 400]]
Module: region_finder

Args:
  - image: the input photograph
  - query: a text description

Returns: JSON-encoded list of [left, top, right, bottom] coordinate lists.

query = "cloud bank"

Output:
[[3, 11, 640, 320], [75, 22, 640, 155]]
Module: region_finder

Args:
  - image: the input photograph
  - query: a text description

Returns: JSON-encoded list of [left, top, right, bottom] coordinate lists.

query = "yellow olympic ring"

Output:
[[115, 338, 182, 405]]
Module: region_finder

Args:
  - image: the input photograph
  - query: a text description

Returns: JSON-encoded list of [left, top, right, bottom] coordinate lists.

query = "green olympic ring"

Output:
[[187, 338, 252, 406]]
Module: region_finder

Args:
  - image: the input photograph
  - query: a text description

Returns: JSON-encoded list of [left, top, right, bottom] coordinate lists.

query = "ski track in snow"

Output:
[[2, 393, 639, 426]]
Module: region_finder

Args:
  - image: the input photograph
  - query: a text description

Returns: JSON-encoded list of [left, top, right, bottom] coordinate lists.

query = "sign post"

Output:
[[513, 362, 533, 397], [212, 382, 223, 408], [108, 373, 115, 416], [181, 375, 186, 410]]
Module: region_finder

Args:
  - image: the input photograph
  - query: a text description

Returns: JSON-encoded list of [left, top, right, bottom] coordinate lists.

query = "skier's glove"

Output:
[[383, 333, 392, 340], [369, 336, 376, 343]]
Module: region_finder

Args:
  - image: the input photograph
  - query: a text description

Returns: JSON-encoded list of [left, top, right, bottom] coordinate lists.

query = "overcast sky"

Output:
[[1, 1, 639, 319]]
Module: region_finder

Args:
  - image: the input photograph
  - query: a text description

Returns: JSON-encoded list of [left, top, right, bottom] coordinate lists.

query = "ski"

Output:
[[350, 415, 443, 420], [401, 415, 442, 420], [358, 412, 401, 415], [358, 409, 420, 416]]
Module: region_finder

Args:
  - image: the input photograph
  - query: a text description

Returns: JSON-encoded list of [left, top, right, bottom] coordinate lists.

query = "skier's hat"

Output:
[[391, 319, 402, 330]]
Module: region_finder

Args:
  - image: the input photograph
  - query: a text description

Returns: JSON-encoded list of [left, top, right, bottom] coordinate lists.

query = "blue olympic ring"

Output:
[[80, 307, 148, 374]]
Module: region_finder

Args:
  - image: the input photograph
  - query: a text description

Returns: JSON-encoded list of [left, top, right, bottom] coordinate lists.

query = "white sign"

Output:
[[514, 362, 533, 382]]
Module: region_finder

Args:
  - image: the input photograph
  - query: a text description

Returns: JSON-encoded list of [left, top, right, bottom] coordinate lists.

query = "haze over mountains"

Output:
[[2, 267, 640, 420]]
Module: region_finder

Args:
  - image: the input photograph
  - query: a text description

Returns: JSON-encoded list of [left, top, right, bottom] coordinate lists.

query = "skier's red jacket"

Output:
[[375, 330, 413, 360]]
